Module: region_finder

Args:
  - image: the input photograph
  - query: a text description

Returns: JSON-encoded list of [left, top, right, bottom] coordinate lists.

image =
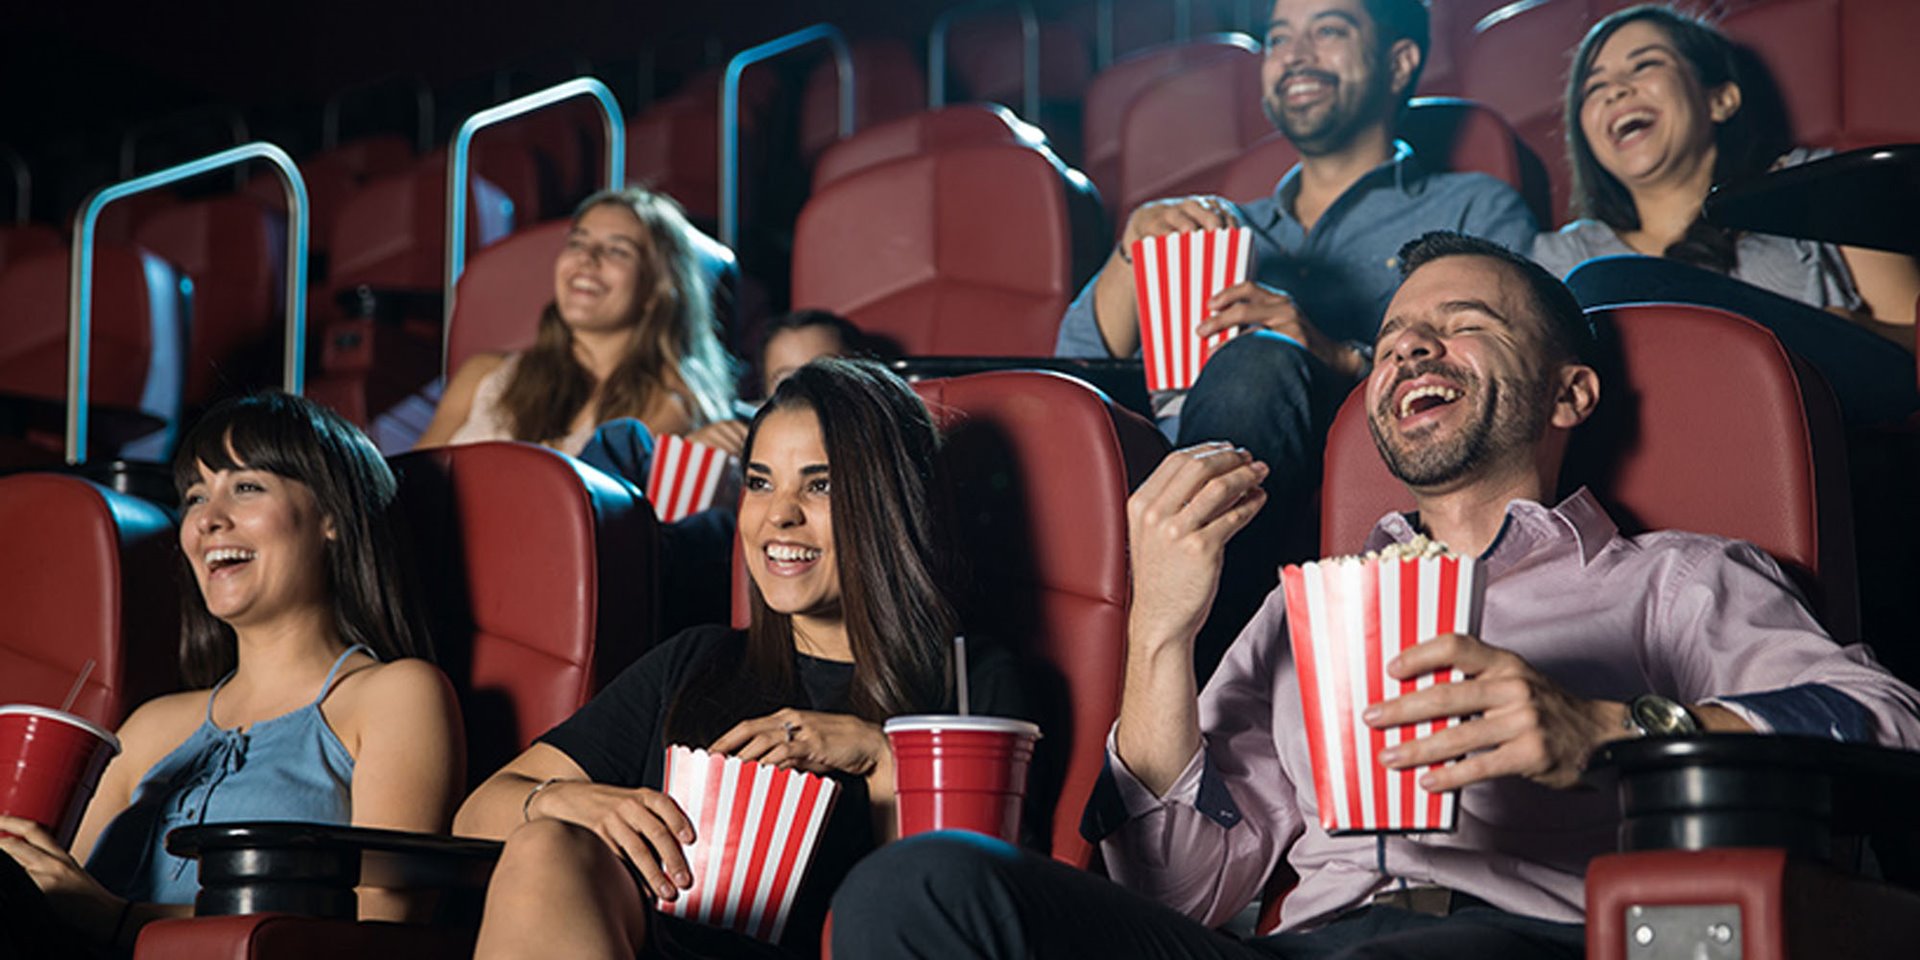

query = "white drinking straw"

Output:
[[954, 635, 970, 716], [60, 659, 96, 713]]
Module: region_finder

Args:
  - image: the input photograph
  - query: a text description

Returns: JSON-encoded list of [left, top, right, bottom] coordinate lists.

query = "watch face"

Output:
[[1631, 695, 1696, 736]]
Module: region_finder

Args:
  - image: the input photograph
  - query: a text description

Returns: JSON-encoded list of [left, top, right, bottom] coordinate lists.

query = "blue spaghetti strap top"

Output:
[[85, 645, 369, 905]]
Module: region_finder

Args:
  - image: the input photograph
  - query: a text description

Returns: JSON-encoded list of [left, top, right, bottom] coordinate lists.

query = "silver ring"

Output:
[[782, 721, 796, 742]]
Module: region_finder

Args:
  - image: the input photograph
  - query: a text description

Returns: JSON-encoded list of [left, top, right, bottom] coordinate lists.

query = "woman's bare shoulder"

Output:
[[115, 689, 210, 759]]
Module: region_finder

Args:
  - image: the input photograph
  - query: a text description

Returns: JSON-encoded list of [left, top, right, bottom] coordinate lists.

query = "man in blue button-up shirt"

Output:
[[1056, 0, 1537, 679]]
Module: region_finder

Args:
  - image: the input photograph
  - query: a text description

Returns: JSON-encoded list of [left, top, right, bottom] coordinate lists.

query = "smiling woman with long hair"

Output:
[[0, 392, 463, 956], [1533, 4, 1918, 343], [418, 186, 744, 456], [452, 359, 1029, 960]]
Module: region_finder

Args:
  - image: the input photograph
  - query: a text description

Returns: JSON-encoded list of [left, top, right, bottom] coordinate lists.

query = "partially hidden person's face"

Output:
[[740, 407, 842, 628], [1578, 19, 1736, 189], [553, 203, 655, 334], [761, 326, 848, 399], [1365, 255, 1558, 489], [180, 457, 336, 630], [1261, 0, 1399, 156]]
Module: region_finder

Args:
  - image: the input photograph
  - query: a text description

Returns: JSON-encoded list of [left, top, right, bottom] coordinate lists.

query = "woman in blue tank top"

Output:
[[0, 393, 464, 955]]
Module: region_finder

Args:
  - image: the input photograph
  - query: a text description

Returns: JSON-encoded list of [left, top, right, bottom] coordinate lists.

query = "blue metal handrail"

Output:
[[930, 1, 1040, 121], [720, 24, 855, 250], [443, 77, 625, 374], [1095, 0, 1193, 68], [67, 142, 309, 465]]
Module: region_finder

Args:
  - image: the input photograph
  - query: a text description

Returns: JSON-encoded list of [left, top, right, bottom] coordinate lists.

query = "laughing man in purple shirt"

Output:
[[830, 232, 1920, 959]]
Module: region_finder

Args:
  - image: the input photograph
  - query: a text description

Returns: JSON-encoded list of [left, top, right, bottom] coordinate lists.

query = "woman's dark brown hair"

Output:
[[665, 359, 955, 744], [172, 392, 429, 686], [496, 187, 735, 445], [1564, 4, 1769, 274]]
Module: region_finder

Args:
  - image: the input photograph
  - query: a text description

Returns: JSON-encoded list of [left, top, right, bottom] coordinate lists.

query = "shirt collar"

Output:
[[1257, 139, 1424, 230], [1363, 487, 1618, 574]]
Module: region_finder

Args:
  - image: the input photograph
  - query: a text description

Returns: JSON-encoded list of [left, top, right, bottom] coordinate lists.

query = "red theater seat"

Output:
[[0, 473, 177, 727], [946, 13, 1094, 108], [1839, 0, 1920, 144], [1083, 35, 1261, 205], [1459, 0, 1594, 223], [1721, 0, 1843, 148], [0, 246, 189, 458], [1116, 46, 1268, 215], [0, 222, 62, 273], [135, 440, 660, 960], [134, 195, 285, 407], [626, 92, 721, 223], [810, 104, 1031, 192], [1255, 301, 1856, 934], [243, 135, 415, 270], [791, 143, 1104, 357], [1222, 97, 1552, 226], [799, 38, 928, 163]]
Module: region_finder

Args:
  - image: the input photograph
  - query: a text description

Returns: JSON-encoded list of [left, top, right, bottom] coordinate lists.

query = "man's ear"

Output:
[[1388, 38, 1421, 101], [1551, 364, 1601, 429], [1708, 81, 1743, 124]]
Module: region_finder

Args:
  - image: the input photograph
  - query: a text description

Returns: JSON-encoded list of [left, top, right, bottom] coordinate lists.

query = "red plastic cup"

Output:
[[0, 705, 121, 847], [885, 715, 1040, 843]]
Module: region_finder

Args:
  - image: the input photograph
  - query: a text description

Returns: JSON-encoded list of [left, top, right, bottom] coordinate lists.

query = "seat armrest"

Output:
[[166, 821, 502, 919]]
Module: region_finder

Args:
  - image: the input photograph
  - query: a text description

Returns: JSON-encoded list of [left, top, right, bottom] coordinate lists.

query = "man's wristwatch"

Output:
[[1624, 694, 1700, 737]]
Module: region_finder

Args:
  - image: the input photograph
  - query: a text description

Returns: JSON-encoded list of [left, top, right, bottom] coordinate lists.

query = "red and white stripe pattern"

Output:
[[645, 435, 731, 523], [1281, 555, 1479, 834], [659, 746, 839, 943], [1130, 226, 1253, 392]]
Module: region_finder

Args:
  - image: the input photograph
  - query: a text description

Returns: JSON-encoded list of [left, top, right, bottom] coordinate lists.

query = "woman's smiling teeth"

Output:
[[204, 547, 257, 571], [766, 543, 823, 563], [1608, 110, 1657, 144], [1399, 384, 1463, 419]]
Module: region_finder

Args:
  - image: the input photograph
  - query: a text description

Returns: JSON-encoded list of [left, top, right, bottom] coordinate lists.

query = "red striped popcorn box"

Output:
[[1280, 549, 1481, 834], [659, 745, 840, 943], [1131, 226, 1254, 392], [645, 434, 732, 524]]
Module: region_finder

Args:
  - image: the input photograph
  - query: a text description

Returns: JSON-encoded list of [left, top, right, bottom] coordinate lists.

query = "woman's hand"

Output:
[[523, 780, 697, 902], [709, 708, 889, 778], [686, 419, 749, 457], [0, 815, 125, 937]]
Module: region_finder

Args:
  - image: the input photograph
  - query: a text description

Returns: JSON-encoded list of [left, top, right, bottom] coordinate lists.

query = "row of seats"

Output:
[[1, 296, 1879, 956]]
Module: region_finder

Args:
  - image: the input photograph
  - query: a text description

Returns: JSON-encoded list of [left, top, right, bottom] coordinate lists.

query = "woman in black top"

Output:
[[454, 358, 1023, 959]]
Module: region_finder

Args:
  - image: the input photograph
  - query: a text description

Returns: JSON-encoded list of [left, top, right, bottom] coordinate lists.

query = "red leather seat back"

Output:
[[328, 167, 513, 294], [1321, 303, 1856, 639], [135, 195, 284, 407], [791, 143, 1099, 356], [0, 246, 188, 428], [417, 143, 543, 238], [445, 220, 570, 372], [0, 223, 62, 273], [799, 38, 928, 163], [1459, 0, 1594, 223], [0, 474, 178, 726], [922, 371, 1166, 866], [1116, 47, 1268, 215], [731, 371, 1168, 866], [1084, 36, 1261, 205], [1840, 0, 1920, 144], [387, 442, 658, 783], [1222, 97, 1552, 225], [811, 104, 1028, 193], [243, 135, 414, 263], [1722, 0, 1843, 148], [626, 93, 721, 223]]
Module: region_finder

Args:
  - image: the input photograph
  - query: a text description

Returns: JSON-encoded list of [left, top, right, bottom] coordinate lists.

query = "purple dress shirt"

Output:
[[1098, 489, 1920, 932]]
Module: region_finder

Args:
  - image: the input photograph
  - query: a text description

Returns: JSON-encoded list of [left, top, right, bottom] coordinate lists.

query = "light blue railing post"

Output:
[[930, 1, 1040, 121], [720, 24, 855, 251], [68, 143, 309, 465], [444, 77, 625, 375]]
